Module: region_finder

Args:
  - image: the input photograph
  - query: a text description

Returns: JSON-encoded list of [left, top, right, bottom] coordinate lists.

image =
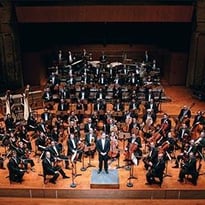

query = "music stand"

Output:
[[163, 158, 172, 178], [70, 161, 82, 188], [86, 147, 96, 169], [80, 152, 87, 171], [126, 161, 137, 187]]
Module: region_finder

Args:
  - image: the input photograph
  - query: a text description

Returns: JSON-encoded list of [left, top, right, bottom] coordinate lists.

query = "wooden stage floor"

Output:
[[0, 85, 205, 200]]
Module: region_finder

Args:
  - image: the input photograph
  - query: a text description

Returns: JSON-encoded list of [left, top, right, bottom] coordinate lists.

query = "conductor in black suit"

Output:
[[96, 132, 110, 174]]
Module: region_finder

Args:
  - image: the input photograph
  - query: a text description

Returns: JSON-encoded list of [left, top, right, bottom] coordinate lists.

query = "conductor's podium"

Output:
[[90, 169, 119, 189]]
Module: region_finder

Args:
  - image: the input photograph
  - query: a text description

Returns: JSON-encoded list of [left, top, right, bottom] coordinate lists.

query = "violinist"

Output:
[[172, 140, 197, 169], [160, 113, 172, 136], [11, 141, 35, 172], [177, 123, 190, 146], [145, 153, 166, 186], [7, 150, 26, 183], [42, 151, 69, 184], [177, 152, 198, 185], [47, 140, 70, 170]]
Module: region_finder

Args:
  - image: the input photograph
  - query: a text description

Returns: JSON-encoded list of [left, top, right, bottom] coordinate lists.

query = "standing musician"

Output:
[[47, 140, 70, 170], [145, 153, 166, 186], [42, 151, 69, 184], [177, 152, 198, 185], [7, 150, 26, 183], [96, 132, 110, 174]]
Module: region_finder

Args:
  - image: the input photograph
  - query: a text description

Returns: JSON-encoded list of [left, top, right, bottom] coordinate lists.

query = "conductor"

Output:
[[96, 132, 110, 174]]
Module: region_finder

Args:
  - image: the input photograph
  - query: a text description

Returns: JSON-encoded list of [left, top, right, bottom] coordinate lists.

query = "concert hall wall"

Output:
[[19, 22, 192, 87]]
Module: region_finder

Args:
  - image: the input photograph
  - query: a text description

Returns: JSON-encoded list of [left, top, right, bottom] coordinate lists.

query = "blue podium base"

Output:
[[90, 169, 120, 189]]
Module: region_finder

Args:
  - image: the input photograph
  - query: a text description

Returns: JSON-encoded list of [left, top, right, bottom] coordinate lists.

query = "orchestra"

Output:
[[0, 48, 204, 189]]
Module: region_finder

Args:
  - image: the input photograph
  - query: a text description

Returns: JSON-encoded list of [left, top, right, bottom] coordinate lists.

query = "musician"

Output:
[[195, 131, 205, 156], [129, 98, 140, 112], [48, 140, 70, 169], [145, 89, 155, 103], [12, 141, 35, 171], [23, 84, 31, 121], [127, 72, 138, 86], [94, 99, 106, 121], [4, 113, 15, 132], [96, 88, 106, 100], [91, 111, 99, 129], [113, 73, 123, 86], [42, 87, 53, 103], [67, 111, 79, 125], [113, 99, 124, 122], [143, 142, 159, 170], [27, 111, 38, 131], [142, 109, 156, 126], [75, 99, 85, 123], [50, 126, 60, 142], [178, 105, 191, 123], [84, 128, 97, 158], [129, 117, 140, 133], [59, 84, 70, 99], [145, 153, 165, 186], [192, 110, 205, 127], [7, 150, 26, 183], [84, 118, 95, 134], [57, 98, 69, 121], [177, 123, 190, 143], [113, 85, 123, 100], [108, 133, 120, 161], [177, 152, 198, 185], [145, 98, 158, 114], [81, 72, 91, 85], [99, 51, 108, 65], [48, 72, 60, 89], [67, 74, 76, 86], [160, 113, 172, 136], [96, 132, 110, 174], [67, 50, 74, 65], [78, 86, 89, 102], [42, 151, 69, 184], [41, 108, 53, 130], [67, 133, 83, 162]]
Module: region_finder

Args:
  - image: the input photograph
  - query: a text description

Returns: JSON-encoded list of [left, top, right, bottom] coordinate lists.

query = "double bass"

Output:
[[108, 137, 119, 159], [124, 142, 138, 165]]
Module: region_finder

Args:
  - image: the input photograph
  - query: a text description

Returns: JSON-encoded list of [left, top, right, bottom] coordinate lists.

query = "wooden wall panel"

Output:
[[15, 5, 194, 23], [168, 52, 188, 85]]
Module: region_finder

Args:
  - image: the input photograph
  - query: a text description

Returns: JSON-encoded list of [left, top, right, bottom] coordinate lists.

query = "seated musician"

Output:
[[41, 108, 53, 131], [42, 87, 53, 109], [172, 139, 197, 168], [47, 140, 70, 170], [57, 98, 69, 121], [192, 110, 205, 127], [93, 99, 106, 121], [58, 84, 70, 99], [129, 98, 140, 113], [7, 150, 26, 183], [27, 111, 38, 131], [161, 113, 171, 131], [145, 98, 158, 114], [42, 151, 69, 184], [145, 153, 166, 186], [48, 72, 60, 93], [143, 142, 158, 170], [113, 99, 124, 122], [113, 85, 122, 100], [76, 99, 85, 123], [11, 141, 35, 172], [178, 105, 192, 122], [177, 152, 198, 185], [177, 123, 190, 145], [67, 133, 83, 163], [84, 128, 97, 158], [142, 109, 157, 127], [124, 132, 142, 165], [108, 132, 120, 161], [84, 118, 96, 134], [195, 131, 205, 157], [4, 113, 15, 132]]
